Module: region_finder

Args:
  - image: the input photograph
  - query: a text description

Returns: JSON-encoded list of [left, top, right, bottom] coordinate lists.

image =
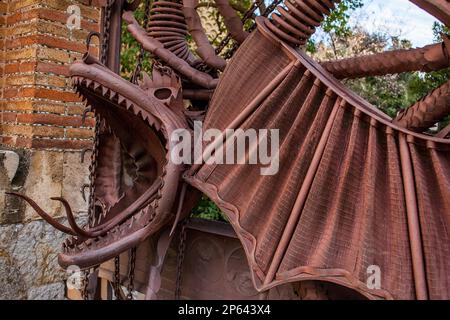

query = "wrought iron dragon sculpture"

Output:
[[8, 0, 450, 300]]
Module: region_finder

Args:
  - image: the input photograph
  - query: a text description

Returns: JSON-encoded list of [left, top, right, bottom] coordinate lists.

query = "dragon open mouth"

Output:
[[10, 53, 189, 269]]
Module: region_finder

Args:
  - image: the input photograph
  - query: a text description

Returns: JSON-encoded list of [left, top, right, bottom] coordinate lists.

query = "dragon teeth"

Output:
[[128, 217, 134, 229], [118, 95, 125, 104]]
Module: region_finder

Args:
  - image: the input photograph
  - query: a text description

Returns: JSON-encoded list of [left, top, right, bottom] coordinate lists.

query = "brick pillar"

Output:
[[0, 0, 101, 149], [0, 0, 103, 299]]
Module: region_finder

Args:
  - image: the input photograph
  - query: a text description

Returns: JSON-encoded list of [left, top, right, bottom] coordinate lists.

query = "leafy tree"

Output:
[[120, 6, 152, 80], [307, 0, 364, 54], [190, 196, 228, 221], [312, 13, 449, 125]]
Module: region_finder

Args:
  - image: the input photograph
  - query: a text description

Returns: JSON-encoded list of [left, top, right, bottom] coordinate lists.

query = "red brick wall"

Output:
[[0, 0, 101, 150]]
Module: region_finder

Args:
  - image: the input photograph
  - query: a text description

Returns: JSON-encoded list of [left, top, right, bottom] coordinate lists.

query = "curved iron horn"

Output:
[[6, 192, 77, 236]]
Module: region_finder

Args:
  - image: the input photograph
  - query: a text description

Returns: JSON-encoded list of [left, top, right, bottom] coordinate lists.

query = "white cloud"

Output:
[[351, 0, 439, 47]]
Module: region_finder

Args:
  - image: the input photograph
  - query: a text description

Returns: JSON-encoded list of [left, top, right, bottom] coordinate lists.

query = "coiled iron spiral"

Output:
[[148, 0, 197, 65], [267, 0, 341, 46]]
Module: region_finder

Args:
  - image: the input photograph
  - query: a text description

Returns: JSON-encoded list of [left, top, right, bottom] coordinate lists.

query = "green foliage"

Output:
[[321, 0, 364, 37], [411, 22, 450, 100], [307, 0, 363, 55], [346, 73, 423, 117], [314, 13, 450, 125], [120, 6, 152, 80], [346, 22, 450, 124], [190, 196, 228, 222]]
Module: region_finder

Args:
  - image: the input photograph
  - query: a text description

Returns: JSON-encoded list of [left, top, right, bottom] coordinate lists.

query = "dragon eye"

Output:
[[154, 88, 172, 100]]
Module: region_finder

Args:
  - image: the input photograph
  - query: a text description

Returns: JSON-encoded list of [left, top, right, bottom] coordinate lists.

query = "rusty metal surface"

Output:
[[185, 18, 450, 300], [148, 1, 198, 65], [266, 0, 341, 46], [10, 0, 450, 300], [183, 0, 227, 70], [99, 220, 278, 299], [410, 0, 450, 26], [214, 0, 248, 44], [98, 219, 366, 300], [322, 40, 450, 79], [394, 79, 450, 132]]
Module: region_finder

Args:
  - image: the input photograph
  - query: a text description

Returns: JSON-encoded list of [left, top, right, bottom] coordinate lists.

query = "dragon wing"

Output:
[[185, 18, 450, 300]]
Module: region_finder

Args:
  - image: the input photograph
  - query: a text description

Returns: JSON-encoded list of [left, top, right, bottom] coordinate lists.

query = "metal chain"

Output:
[[78, 3, 114, 299], [82, 269, 90, 300], [131, 0, 152, 84], [87, 115, 100, 227], [127, 247, 137, 300], [86, 1, 113, 228], [101, 1, 113, 65], [103, 0, 122, 300], [122, 2, 158, 298], [113, 256, 123, 300], [174, 219, 189, 300]]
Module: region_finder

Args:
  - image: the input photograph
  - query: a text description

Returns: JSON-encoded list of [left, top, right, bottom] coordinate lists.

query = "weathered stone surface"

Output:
[[0, 150, 19, 182], [0, 217, 87, 300], [27, 282, 66, 300], [0, 0, 100, 299], [21, 151, 64, 221], [0, 150, 89, 299], [62, 151, 90, 216]]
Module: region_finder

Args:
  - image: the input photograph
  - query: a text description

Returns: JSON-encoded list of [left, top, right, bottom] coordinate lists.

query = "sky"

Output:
[[348, 0, 440, 47]]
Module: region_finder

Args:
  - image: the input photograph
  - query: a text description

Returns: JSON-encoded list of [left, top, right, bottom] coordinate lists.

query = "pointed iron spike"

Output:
[[81, 107, 92, 126], [125, 99, 133, 110], [80, 184, 89, 202], [80, 148, 92, 163], [169, 183, 187, 237], [109, 90, 117, 99], [142, 72, 152, 87]]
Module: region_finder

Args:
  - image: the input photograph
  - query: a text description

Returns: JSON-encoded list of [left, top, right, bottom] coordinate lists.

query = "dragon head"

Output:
[[10, 53, 192, 269]]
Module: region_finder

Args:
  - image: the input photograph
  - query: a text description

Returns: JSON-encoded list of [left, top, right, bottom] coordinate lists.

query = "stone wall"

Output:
[[0, 1, 101, 299]]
